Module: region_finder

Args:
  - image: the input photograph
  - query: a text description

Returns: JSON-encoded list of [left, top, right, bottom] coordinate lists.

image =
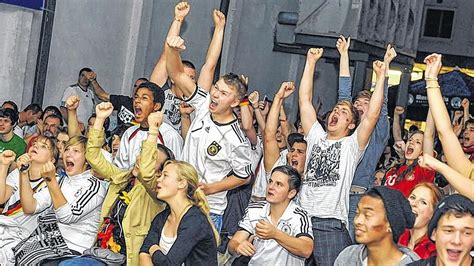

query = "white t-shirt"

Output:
[[0, 170, 49, 264], [33, 170, 107, 253], [163, 89, 183, 133], [238, 200, 313, 266], [297, 121, 365, 226], [114, 123, 183, 170], [61, 84, 95, 124], [181, 86, 253, 215]]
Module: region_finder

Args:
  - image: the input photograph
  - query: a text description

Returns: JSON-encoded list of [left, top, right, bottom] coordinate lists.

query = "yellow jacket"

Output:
[[86, 128, 164, 266]]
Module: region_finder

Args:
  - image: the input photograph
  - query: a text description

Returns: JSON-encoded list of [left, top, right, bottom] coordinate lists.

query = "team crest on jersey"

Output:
[[280, 222, 292, 235], [75, 188, 83, 197], [207, 141, 222, 156]]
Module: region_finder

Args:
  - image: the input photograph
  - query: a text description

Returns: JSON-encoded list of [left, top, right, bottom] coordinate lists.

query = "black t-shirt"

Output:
[[110, 94, 134, 125]]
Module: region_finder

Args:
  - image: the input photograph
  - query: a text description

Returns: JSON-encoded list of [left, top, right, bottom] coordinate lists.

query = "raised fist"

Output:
[[0, 151, 16, 166], [40, 161, 56, 182], [66, 95, 80, 111], [95, 102, 114, 119], [213, 9, 226, 28], [307, 48, 323, 63], [384, 44, 397, 64], [372, 60, 386, 76], [167, 36, 186, 51], [423, 53, 442, 80], [394, 106, 405, 115], [462, 98, 470, 110], [336, 35, 350, 55], [147, 111, 164, 129], [175, 2, 190, 20], [248, 91, 260, 107], [276, 81, 295, 99]]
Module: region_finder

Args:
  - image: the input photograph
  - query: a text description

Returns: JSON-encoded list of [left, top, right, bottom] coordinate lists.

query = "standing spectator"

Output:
[[336, 37, 395, 241], [113, 82, 183, 170], [228, 165, 313, 265], [166, 35, 253, 232], [60, 67, 96, 125], [0, 108, 26, 159], [408, 194, 473, 266], [335, 187, 419, 265], [297, 47, 386, 265]]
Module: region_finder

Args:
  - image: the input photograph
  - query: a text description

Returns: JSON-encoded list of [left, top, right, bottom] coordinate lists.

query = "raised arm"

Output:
[[299, 48, 323, 135], [138, 111, 165, 199], [166, 36, 197, 98], [197, 9, 226, 91], [0, 151, 16, 205], [240, 98, 258, 146], [336, 36, 352, 101], [150, 2, 190, 87], [357, 61, 386, 149], [65, 95, 82, 137], [419, 154, 474, 200], [248, 91, 266, 132], [17, 154, 37, 214], [423, 109, 435, 157], [462, 98, 470, 126], [86, 71, 110, 102], [392, 106, 406, 156], [264, 82, 295, 171], [424, 53, 472, 177]]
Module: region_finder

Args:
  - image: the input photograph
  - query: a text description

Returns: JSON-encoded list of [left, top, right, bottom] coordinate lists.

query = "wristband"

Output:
[[174, 17, 183, 22], [426, 86, 440, 90], [425, 77, 438, 81], [239, 98, 250, 107]]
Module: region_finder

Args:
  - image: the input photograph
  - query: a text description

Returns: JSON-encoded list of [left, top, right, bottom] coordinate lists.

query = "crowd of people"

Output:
[[0, 2, 473, 266]]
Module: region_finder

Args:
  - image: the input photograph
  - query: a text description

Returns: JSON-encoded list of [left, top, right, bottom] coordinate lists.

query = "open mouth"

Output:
[[412, 210, 418, 217], [209, 99, 218, 110], [290, 159, 298, 167], [329, 116, 339, 127], [406, 147, 414, 156], [446, 249, 462, 261], [134, 107, 142, 116], [65, 160, 75, 171]]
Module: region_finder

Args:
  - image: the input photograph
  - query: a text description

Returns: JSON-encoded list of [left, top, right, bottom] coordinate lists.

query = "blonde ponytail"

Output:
[[164, 160, 220, 245]]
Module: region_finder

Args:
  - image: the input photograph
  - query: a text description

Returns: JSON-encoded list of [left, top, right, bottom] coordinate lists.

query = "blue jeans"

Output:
[[59, 257, 106, 266], [210, 213, 223, 233], [348, 193, 363, 243]]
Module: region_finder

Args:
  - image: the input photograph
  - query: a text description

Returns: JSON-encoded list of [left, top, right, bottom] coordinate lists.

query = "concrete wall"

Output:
[[418, 0, 474, 57], [0, 3, 42, 109]]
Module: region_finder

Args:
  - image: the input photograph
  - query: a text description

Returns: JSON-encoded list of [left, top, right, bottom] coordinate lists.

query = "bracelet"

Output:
[[425, 77, 438, 81], [426, 86, 440, 90], [239, 98, 250, 107], [174, 17, 183, 22]]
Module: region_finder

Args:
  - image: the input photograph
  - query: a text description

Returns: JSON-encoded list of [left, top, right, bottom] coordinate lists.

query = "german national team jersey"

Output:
[[238, 200, 313, 265], [181, 86, 252, 215], [114, 123, 183, 170], [384, 164, 435, 197]]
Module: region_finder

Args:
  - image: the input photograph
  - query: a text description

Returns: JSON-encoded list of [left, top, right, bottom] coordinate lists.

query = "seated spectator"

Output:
[[139, 160, 219, 265], [335, 186, 420, 265], [408, 194, 473, 266], [19, 136, 107, 254], [0, 108, 26, 159], [399, 183, 442, 259], [228, 165, 313, 265], [114, 82, 183, 170], [0, 137, 58, 263]]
